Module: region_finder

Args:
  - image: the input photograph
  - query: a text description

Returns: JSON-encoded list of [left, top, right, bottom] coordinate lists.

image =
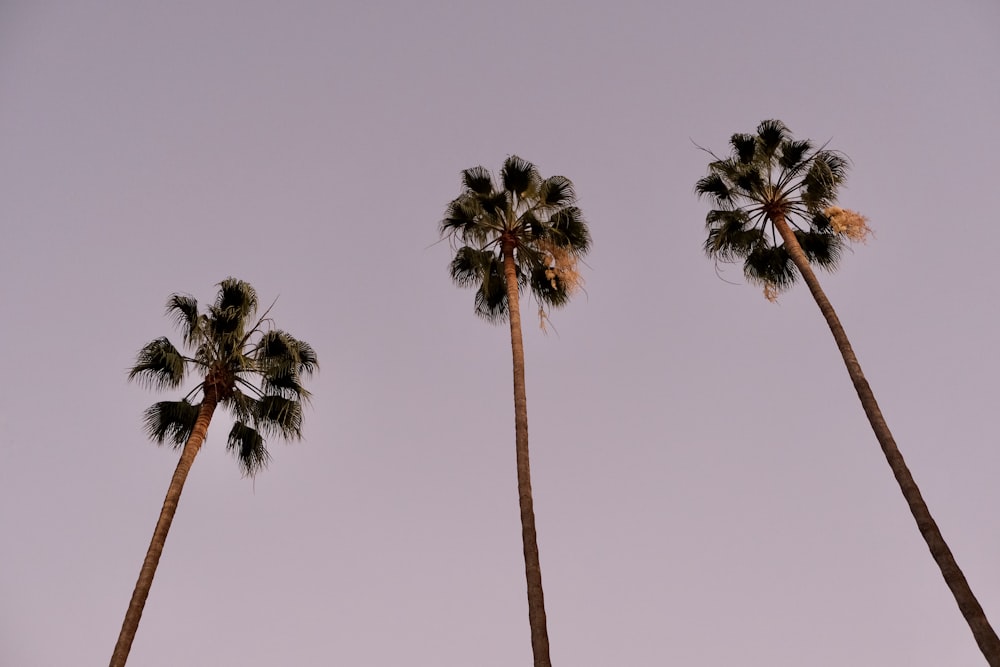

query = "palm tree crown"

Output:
[[440, 155, 591, 322], [129, 278, 318, 476], [695, 119, 869, 297]]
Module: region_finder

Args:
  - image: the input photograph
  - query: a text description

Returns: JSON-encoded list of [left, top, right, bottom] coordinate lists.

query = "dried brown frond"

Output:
[[825, 206, 873, 243], [538, 306, 551, 334], [763, 281, 780, 303], [535, 239, 585, 295]]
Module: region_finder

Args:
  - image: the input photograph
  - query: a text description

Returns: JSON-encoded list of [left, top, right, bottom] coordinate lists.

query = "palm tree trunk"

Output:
[[110, 398, 218, 667], [501, 240, 553, 667], [772, 216, 1000, 665]]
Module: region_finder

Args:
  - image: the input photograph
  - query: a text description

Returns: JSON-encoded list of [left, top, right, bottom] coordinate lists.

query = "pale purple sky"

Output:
[[2, 1, 999, 665]]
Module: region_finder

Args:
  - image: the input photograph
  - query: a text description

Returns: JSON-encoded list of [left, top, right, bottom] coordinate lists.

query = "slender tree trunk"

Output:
[[501, 240, 552, 667], [110, 398, 218, 667], [772, 216, 1000, 665]]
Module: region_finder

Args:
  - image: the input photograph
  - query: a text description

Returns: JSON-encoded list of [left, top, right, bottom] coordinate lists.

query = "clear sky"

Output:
[[2, 1, 999, 665]]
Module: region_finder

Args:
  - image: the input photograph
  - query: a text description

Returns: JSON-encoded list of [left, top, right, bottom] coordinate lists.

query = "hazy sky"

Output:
[[2, 2, 999, 665]]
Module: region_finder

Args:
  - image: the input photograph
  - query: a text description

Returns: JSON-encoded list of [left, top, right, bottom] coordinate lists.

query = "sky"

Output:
[[2, 1, 999, 665]]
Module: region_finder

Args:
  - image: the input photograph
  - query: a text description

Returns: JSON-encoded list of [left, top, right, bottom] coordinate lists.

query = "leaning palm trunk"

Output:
[[773, 215, 1000, 665], [502, 241, 552, 667], [110, 398, 217, 667]]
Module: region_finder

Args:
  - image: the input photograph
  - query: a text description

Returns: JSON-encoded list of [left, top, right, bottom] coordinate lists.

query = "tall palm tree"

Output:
[[110, 278, 317, 667], [440, 156, 591, 667], [695, 119, 1000, 665]]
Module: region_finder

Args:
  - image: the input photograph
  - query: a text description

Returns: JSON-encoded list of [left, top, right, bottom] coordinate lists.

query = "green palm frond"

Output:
[[538, 176, 576, 209], [703, 212, 764, 263], [226, 421, 270, 477], [215, 278, 259, 319], [778, 139, 812, 171], [756, 119, 790, 160], [256, 330, 318, 376], [744, 246, 796, 288], [474, 271, 511, 324], [731, 134, 757, 164], [254, 330, 315, 402], [501, 155, 540, 198], [141, 400, 201, 447], [462, 166, 495, 195], [694, 173, 734, 207], [256, 394, 303, 439], [696, 120, 856, 294], [449, 245, 522, 323], [129, 338, 186, 390], [802, 152, 849, 211], [449, 246, 497, 287], [547, 207, 591, 253], [225, 388, 257, 425], [208, 278, 258, 344], [441, 196, 487, 242], [166, 294, 203, 346], [797, 229, 844, 269]]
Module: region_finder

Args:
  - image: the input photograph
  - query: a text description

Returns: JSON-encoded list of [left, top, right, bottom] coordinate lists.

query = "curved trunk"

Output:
[[773, 216, 1000, 665], [110, 398, 218, 667], [501, 240, 552, 667]]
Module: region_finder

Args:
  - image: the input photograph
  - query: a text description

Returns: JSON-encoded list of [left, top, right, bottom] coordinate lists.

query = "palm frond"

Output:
[[289, 337, 318, 376], [224, 388, 257, 425], [547, 207, 591, 253], [538, 175, 576, 208], [226, 421, 270, 477], [441, 195, 487, 243], [255, 330, 318, 374], [778, 139, 812, 172], [215, 278, 259, 319], [449, 246, 495, 287], [501, 155, 539, 197], [208, 278, 258, 345], [479, 191, 510, 221], [474, 271, 510, 324], [141, 399, 201, 447], [744, 246, 796, 289], [462, 166, 494, 195], [802, 152, 847, 211], [756, 119, 790, 160], [253, 330, 316, 402], [704, 211, 764, 263], [165, 294, 203, 347], [694, 173, 733, 206], [731, 133, 757, 164], [796, 230, 844, 270], [129, 337, 186, 390], [256, 395, 304, 439]]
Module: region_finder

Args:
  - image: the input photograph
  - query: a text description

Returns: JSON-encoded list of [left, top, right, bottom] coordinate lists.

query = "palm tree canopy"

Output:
[[128, 278, 318, 476], [695, 119, 869, 293], [440, 155, 591, 323]]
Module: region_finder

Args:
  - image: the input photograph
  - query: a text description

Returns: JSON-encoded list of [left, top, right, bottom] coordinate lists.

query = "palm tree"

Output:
[[440, 156, 591, 667], [110, 278, 317, 667], [695, 119, 1000, 665]]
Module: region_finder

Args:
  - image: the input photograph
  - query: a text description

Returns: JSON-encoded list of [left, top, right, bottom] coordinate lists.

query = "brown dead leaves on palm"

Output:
[[825, 206, 873, 243], [763, 282, 780, 303], [535, 238, 585, 332]]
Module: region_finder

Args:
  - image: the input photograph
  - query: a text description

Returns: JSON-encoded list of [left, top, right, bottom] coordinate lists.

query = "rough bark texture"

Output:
[[109, 398, 218, 667], [502, 239, 552, 667], [772, 215, 1000, 666]]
